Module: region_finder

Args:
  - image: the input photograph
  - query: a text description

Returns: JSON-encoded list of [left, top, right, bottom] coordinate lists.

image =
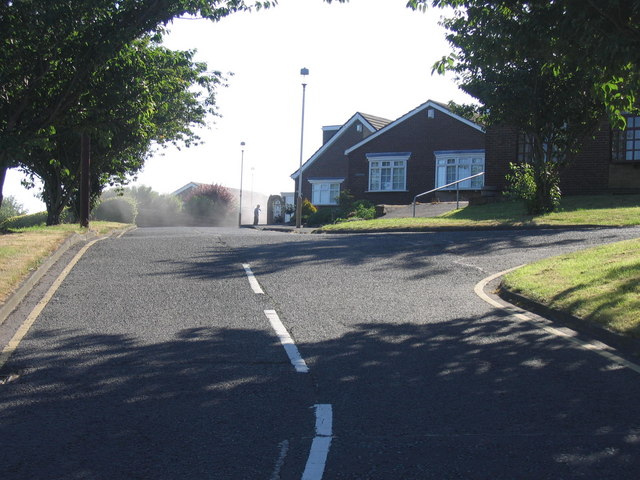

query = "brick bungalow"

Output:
[[345, 100, 486, 205]]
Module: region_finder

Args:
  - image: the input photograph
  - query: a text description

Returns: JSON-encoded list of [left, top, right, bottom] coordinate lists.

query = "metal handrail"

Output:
[[412, 172, 485, 217]]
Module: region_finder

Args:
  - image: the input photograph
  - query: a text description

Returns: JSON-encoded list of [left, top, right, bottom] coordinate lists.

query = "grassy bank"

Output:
[[318, 194, 640, 232], [502, 238, 640, 338], [0, 222, 131, 306]]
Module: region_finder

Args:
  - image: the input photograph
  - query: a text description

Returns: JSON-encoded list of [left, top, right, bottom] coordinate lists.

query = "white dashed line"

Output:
[[242, 263, 264, 294], [264, 310, 309, 373], [302, 404, 333, 480]]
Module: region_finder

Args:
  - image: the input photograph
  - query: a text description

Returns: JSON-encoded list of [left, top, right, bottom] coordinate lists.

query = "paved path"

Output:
[[379, 201, 469, 218]]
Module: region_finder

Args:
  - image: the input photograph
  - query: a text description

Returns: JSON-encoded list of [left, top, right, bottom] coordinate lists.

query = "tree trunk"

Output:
[[529, 134, 561, 215], [0, 164, 6, 211]]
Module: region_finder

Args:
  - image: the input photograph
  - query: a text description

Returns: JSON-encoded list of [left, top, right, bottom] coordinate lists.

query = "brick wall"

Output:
[[485, 121, 614, 195], [346, 108, 485, 205], [295, 119, 373, 202]]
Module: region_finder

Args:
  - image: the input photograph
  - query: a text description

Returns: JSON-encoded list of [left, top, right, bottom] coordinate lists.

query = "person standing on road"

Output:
[[253, 204, 261, 225]]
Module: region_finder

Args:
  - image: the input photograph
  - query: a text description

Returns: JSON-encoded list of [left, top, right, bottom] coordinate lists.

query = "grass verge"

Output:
[[318, 194, 640, 232], [0, 222, 131, 306], [502, 238, 640, 338]]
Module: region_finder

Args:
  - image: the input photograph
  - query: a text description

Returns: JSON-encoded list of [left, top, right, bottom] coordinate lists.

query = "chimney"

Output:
[[322, 125, 340, 144]]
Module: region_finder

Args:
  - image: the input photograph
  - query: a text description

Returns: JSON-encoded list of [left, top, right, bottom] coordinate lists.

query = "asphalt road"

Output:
[[1, 226, 640, 479]]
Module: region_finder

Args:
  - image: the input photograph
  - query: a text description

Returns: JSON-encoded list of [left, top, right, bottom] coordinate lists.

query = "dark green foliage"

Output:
[[306, 208, 337, 226], [1, 1, 269, 217], [305, 193, 377, 226], [93, 197, 137, 224], [419, 0, 612, 214], [505, 162, 560, 214], [0, 211, 48, 230]]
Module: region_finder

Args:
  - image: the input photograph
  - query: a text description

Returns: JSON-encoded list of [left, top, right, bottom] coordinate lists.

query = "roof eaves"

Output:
[[344, 100, 485, 156], [290, 112, 381, 179]]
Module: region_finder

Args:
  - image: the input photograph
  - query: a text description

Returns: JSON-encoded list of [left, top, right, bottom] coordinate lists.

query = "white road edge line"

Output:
[[475, 267, 640, 375], [302, 404, 333, 480], [264, 310, 309, 373], [242, 263, 264, 294], [0, 237, 106, 370]]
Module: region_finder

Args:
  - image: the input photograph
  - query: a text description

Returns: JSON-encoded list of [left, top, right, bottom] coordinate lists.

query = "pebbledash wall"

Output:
[[485, 120, 640, 195], [346, 105, 485, 205]]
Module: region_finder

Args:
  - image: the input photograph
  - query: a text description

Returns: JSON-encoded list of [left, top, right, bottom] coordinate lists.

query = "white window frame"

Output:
[[434, 150, 485, 190], [612, 115, 640, 162], [309, 179, 343, 206], [367, 153, 410, 192]]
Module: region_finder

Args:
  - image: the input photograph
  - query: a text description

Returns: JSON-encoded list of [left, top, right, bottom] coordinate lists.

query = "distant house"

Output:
[[291, 100, 486, 208], [170, 182, 204, 200], [486, 117, 640, 195]]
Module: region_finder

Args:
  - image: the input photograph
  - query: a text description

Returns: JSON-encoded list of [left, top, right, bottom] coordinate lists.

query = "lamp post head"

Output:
[[300, 67, 309, 77], [241, 141, 245, 147]]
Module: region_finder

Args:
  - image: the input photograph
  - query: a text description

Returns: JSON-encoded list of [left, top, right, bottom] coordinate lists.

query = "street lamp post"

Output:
[[250, 167, 255, 208], [296, 67, 309, 229], [238, 141, 245, 227]]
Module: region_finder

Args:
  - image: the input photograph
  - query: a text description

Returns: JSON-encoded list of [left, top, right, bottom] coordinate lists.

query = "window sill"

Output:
[[365, 190, 409, 193]]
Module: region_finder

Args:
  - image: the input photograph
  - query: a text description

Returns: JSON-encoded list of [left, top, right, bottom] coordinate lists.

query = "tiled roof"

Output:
[[360, 113, 392, 131]]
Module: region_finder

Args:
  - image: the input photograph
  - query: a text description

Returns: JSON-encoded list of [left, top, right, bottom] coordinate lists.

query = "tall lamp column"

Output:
[[238, 141, 245, 227], [296, 67, 309, 229]]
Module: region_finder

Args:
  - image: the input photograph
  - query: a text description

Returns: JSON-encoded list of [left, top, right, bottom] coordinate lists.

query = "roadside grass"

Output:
[[318, 194, 640, 232], [502, 238, 640, 338], [0, 222, 131, 306]]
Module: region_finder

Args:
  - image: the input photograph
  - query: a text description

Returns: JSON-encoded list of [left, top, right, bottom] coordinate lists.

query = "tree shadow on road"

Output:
[[1, 306, 640, 479], [147, 228, 627, 283]]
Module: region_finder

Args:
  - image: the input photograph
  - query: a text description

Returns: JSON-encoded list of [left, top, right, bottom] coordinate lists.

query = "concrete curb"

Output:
[[0, 225, 136, 327], [475, 268, 640, 373]]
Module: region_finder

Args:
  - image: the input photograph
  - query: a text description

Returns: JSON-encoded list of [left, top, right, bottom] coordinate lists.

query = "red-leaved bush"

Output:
[[184, 184, 236, 225]]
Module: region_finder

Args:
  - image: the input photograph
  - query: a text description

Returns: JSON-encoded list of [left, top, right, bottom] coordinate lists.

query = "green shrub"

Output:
[[350, 200, 376, 220], [0, 211, 48, 230], [301, 198, 317, 224], [505, 162, 561, 214], [307, 207, 338, 226], [93, 197, 137, 223]]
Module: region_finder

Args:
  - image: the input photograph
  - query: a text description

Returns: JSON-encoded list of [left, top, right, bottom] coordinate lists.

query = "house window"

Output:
[[612, 115, 640, 161], [310, 180, 341, 205], [517, 132, 534, 163], [367, 153, 410, 192], [435, 151, 485, 189]]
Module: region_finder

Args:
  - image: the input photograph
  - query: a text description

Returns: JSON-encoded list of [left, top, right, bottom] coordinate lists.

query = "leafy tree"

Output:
[[0, 195, 26, 222], [17, 37, 221, 225], [409, 1, 611, 213], [0, 0, 274, 209]]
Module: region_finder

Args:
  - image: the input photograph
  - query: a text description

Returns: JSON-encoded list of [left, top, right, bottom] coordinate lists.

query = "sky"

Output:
[[4, 0, 476, 213]]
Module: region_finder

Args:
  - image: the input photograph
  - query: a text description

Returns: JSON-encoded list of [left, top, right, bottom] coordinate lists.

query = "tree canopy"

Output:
[[18, 36, 222, 225], [406, 0, 639, 213], [0, 0, 274, 212]]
